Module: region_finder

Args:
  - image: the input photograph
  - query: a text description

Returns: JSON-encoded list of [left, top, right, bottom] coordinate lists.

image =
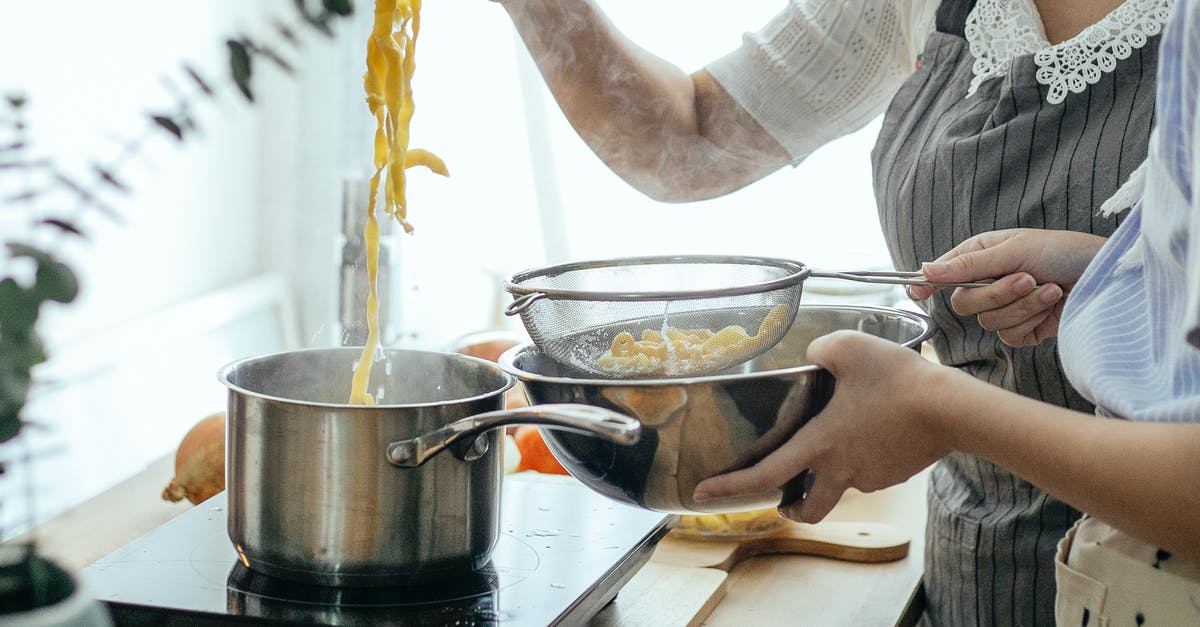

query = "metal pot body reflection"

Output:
[[498, 305, 933, 514], [219, 348, 640, 587]]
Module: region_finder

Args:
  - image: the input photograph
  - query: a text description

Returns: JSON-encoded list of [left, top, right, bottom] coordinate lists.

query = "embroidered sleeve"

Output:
[[704, 0, 938, 165]]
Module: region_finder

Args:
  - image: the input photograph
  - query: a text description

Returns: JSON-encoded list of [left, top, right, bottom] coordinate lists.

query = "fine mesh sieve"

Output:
[[504, 256, 810, 379]]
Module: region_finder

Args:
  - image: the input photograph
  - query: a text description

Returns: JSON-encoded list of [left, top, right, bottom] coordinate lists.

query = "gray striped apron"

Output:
[[870, 1, 1159, 625]]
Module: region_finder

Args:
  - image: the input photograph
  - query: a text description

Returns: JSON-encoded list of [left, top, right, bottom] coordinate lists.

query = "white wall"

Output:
[[0, 0, 893, 534], [0, 0, 314, 535], [0, 1, 275, 344]]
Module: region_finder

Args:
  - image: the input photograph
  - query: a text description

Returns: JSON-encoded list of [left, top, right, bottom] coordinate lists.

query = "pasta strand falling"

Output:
[[350, 0, 447, 405]]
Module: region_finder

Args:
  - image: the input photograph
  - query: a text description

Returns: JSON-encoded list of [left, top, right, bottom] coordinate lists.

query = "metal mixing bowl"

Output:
[[497, 305, 933, 514]]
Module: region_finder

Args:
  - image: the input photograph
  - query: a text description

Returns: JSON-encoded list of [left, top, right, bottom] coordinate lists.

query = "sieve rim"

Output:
[[504, 254, 812, 303], [496, 304, 936, 385]]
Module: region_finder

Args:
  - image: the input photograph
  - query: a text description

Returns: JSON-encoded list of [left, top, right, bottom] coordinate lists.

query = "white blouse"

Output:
[[706, 0, 1174, 164]]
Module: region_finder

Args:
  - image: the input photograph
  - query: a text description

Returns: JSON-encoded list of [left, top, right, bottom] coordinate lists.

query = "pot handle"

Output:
[[386, 403, 640, 468]]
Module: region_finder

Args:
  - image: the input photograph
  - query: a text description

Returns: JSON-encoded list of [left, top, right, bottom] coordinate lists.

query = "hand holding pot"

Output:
[[907, 228, 1106, 347], [692, 330, 952, 524]]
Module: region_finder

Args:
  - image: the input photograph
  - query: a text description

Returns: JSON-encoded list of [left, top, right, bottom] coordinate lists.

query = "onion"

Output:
[[162, 412, 225, 505]]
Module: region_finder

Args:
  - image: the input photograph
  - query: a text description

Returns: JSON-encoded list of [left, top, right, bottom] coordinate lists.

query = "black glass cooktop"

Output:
[[83, 477, 674, 626]]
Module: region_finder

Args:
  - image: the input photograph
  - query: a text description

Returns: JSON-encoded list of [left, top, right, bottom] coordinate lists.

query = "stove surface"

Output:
[[83, 476, 673, 625]]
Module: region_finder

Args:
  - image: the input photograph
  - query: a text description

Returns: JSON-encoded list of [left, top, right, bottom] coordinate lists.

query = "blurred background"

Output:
[[0, 1, 890, 535]]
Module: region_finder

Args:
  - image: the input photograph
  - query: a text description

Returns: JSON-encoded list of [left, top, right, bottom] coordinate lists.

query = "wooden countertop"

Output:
[[24, 456, 928, 627]]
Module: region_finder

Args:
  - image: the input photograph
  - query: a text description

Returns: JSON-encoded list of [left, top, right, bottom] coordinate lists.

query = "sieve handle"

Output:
[[505, 292, 546, 316], [810, 270, 991, 288]]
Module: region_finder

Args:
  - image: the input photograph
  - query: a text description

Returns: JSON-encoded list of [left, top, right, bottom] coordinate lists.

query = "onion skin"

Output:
[[162, 412, 226, 505]]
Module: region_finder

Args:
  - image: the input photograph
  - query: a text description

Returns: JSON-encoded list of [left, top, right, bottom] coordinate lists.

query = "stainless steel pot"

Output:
[[497, 305, 933, 514], [218, 348, 640, 587]]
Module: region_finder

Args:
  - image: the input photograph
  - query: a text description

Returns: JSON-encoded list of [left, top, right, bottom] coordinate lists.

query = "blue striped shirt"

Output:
[[1059, 0, 1200, 423]]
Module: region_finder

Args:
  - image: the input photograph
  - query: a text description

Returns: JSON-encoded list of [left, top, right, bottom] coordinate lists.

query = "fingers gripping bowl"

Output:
[[497, 305, 934, 514]]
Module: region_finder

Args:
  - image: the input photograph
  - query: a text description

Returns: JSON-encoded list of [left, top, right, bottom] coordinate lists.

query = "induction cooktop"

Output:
[[83, 476, 674, 625]]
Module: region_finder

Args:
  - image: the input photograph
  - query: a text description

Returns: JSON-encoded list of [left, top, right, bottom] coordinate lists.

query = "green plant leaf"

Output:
[[5, 190, 39, 204], [293, 0, 335, 38], [182, 63, 215, 97], [0, 278, 38, 332], [150, 114, 185, 141], [227, 39, 255, 102], [38, 219, 86, 238], [257, 47, 295, 74], [0, 361, 32, 444], [305, 15, 334, 38], [0, 402, 23, 443], [0, 332, 46, 371], [33, 260, 79, 305], [93, 164, 130, 193], [7, 243, 52, 267], [6, 244, 80, 304], [322, 0, 353, 17], [274, 20, 300, 47]]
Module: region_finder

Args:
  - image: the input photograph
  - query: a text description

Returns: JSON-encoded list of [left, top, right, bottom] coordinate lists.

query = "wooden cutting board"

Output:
[[591, 562, 728, 627], [593, 519, 911, 626], [654, 519, 911, 572]]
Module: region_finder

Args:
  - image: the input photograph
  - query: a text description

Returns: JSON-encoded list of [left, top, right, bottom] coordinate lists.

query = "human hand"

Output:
[[906, 229, 1106, 347], [691, 331, 953, 524]]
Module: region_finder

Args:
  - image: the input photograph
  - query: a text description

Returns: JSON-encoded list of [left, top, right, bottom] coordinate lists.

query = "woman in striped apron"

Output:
[[493, 0, 1172, 623], [870, 2, 1164, 624]]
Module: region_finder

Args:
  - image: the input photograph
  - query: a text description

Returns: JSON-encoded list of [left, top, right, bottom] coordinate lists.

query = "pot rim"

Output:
[[497, 304, 933, 386], [217, 347, 516, 409]]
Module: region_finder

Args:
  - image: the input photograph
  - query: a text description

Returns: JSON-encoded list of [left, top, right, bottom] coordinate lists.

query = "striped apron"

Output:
[[870, 1, 1160, 624]]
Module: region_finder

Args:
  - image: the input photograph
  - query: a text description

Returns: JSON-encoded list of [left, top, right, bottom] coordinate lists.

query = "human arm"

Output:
[[495, 0, 787, 201], [692, 331, 1200, 563], [493, 0, 931, 202], [906, 228, 1107, 346]]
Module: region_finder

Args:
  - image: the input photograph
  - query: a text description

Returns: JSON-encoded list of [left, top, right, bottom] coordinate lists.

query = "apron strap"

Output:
[[935, 0, 978, 38]]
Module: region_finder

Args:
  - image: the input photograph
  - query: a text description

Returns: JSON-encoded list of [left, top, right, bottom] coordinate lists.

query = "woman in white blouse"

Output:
[[491, 0, 1174, 624]]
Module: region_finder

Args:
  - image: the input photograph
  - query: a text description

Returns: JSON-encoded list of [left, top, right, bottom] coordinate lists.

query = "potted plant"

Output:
[[0, 2, 356, 622]]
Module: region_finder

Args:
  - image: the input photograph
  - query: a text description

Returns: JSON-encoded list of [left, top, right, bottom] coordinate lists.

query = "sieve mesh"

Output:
[[505, 256, 809, 379]]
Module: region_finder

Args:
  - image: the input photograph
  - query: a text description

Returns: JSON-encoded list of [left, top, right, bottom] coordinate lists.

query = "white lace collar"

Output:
[[964, 0, 1175, 104]]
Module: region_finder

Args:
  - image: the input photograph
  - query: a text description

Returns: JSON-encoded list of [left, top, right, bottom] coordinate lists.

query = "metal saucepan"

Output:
[[497, 305, 933, 514], [218, 348, 640, 587]]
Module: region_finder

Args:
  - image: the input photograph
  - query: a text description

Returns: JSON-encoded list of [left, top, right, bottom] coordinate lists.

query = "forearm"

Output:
[[923, 368, 1200, 561], [498, 0, 788, 201]]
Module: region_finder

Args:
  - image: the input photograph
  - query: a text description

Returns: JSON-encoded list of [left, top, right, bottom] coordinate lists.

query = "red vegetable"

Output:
[[513, 426, 569, 475]]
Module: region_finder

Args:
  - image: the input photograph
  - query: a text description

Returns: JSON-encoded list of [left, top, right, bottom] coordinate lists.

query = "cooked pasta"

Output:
[[674, 509, 785, 539], [350, 0, 447, 405], [597, 304, 790, 375]]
